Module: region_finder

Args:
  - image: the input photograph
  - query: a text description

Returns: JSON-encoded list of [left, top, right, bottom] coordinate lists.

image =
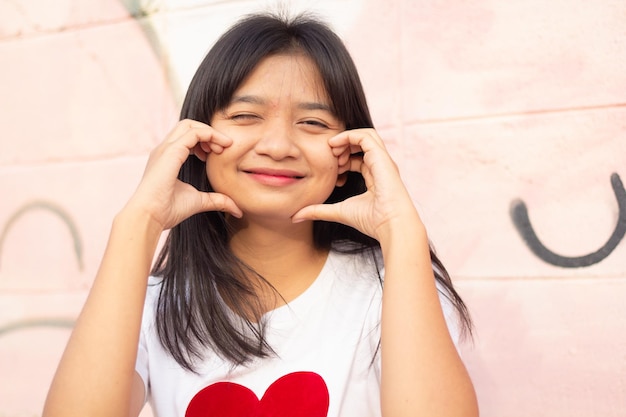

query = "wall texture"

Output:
[[1, 1, 624, 416]]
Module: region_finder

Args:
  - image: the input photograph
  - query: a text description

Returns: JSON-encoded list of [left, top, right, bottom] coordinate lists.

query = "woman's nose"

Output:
[[254, 119, 300, 160]]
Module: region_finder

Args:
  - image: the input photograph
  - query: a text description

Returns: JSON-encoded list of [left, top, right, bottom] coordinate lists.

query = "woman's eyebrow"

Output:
[[229, 95, 265, 105], [298, 102, 333, 112], [230, 95, 333, 113]]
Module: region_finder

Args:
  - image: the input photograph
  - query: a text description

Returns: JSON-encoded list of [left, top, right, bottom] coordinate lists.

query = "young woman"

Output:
[[43, 12, 478, 417]]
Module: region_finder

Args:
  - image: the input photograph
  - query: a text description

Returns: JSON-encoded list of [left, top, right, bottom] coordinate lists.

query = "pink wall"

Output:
[[1, 1, 624, 416]]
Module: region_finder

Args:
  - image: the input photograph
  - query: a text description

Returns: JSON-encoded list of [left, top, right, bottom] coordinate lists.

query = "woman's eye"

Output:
[[231, 113, 258, 121], [301, 120, 329, 129]]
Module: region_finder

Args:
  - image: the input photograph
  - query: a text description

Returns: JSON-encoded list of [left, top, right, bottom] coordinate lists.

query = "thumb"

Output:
[[292, 202, 345, 224], [197, 191, 243, 218]]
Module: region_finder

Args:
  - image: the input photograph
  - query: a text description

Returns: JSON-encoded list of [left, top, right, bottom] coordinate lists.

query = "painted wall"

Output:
[[1, 1, 624, 416]]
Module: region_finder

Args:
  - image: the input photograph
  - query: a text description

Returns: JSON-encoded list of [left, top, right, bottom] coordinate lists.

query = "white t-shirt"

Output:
[[136, 248, 459, 417]]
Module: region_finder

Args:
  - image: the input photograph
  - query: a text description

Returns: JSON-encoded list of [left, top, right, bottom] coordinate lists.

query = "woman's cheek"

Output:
[[205, 153, 226, 193]]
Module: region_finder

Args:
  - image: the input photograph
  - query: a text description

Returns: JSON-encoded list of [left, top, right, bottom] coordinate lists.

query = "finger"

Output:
[[193, 141, 226, 162], [205, 142, 226, 154], [331, 143, 349, 157], [192, 144, 209, 161], [177, 127, 232, 150], [330, 129, 386, 153], [164, 119, 232, 150], [339, 153, 364, 175], [161, 128, 231, 165], [165, 119, 209, 144], [292, 203, 343, 224], [330, 142, 362, 157], [198, 191, 243, 218], [337, 147, 351, 171]]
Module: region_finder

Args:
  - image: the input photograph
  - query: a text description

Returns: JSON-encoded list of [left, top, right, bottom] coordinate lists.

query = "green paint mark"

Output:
[[0, 200, 83, 271], [0, 319, 74, 338]]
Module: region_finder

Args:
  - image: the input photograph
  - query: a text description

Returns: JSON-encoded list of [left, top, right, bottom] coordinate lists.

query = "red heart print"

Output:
[[185, 371, 329, 416]]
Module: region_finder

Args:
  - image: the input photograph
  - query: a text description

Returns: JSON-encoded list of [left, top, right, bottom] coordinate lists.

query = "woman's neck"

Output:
[[227, 217, 328, 306]]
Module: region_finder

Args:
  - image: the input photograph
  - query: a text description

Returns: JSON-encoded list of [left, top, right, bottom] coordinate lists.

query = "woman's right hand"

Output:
[[124, 119, 242, 231]]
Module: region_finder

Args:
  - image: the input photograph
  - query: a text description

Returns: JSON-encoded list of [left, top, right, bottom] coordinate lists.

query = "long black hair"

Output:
[[151, 11, 472, 372]]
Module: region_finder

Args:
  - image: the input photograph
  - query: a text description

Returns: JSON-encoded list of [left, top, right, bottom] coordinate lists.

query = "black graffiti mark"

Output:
[[0, 319, 74, 338], [511, 173, 626, 268], [0, 200, 83, 271]]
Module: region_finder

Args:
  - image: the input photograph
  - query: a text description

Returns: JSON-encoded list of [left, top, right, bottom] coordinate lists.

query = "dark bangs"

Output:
[[181, 13, 373, 130]]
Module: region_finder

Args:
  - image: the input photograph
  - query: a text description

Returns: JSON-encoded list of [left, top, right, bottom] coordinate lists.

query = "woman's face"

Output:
[[207, 53, 345, 222]]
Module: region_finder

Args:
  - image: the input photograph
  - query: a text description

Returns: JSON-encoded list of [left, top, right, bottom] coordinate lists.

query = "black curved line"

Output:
[[0, 319, 74, 338], [511, 173, 626, 268], [0, 200, 83, 271]]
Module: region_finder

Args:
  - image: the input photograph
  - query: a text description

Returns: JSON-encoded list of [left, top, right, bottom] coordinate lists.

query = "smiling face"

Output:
[[207, 53, 345, 222]]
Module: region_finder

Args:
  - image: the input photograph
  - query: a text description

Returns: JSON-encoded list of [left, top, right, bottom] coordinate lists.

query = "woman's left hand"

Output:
[[292, 128, 423, 241]]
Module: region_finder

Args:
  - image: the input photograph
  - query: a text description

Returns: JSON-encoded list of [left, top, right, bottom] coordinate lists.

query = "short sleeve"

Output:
[[135, 326, 149, 403], [134, 276, 162, 404]]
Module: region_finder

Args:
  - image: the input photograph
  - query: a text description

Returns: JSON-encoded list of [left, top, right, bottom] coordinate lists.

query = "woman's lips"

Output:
[[244, 168, 304, 186]]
